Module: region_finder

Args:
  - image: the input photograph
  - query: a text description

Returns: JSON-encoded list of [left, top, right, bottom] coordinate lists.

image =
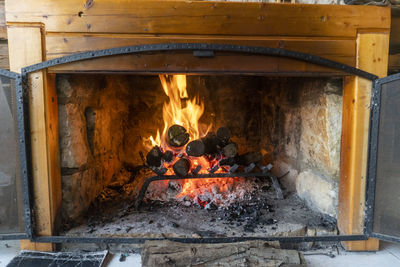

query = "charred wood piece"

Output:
[[222, 142, 238, 158], [146, 146, 163, 168], [162, 150, 174, 163], [216, 126, 231, 146], [167, 124, 189, 147], [201, 132, 221, 155], [173, 158, 191, 176], [186, 140, 205, 157]]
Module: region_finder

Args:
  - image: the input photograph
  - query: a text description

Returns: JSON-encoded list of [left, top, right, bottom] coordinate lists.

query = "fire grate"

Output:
[[134, 169, 282, 209]]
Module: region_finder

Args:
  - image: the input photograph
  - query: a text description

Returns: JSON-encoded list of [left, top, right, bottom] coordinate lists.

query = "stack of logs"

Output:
[[146, 125, 263, 177]]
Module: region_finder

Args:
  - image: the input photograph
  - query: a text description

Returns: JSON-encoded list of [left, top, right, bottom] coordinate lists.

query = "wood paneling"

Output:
[[6, 0, 390, 37], [45, 34, 356, 68], [338, 32, 389, 251], [48, 51, 347, 75]]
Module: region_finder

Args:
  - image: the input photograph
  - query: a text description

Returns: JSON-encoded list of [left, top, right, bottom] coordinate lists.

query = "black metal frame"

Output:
[[365, 73, 400, 243], [9, 42, 389, 243], [0, 70, 33, 240]]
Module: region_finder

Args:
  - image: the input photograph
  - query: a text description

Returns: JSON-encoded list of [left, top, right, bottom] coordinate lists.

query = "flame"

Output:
[[144, 74, 240, 206], [144, 75, 207, 151]]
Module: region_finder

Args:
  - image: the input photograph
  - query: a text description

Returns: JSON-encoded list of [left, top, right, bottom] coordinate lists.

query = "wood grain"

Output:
[[338, 32, 389, 251], [45, 34, 356, 67], [47, 51, 347, 75], [5, 0, 390, 37]]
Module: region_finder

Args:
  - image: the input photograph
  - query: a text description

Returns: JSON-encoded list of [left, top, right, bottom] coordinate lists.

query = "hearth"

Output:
[[56, 73, 341, 240]]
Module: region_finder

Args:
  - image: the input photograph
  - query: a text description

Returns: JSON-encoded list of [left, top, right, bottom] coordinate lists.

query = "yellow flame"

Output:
[[144, 75, 208, 151]]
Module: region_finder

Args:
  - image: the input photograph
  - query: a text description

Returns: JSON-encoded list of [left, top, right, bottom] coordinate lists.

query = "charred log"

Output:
[[216, 126, 231, 146], [167, 124, 189, 147], [146, 146, 163, 168], [162, 150, 174, 163], [186, 140, 205, 157], [222, 142, 238, 158], [173, 158, 191, 176], [201, 132, 221, 155]]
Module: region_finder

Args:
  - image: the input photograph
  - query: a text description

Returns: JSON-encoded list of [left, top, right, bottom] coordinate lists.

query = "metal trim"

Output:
[[0, 234, 29, 241], [0, 71, 32, 239], [16, 76, 34, 238], [365, 79, 381, 235], [18, 43, 380, 243], [21, 43, 378, 80], [370, 233, 400, 244], [33, 235, 368, 244]]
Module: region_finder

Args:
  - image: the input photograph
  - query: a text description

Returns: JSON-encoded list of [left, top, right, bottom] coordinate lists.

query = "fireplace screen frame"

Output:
[[4, 43, 393, 244], [0, 69, 33, 241]]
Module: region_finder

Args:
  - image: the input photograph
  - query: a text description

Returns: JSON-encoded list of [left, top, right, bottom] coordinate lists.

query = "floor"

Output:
[[1, 240, 400, 266]]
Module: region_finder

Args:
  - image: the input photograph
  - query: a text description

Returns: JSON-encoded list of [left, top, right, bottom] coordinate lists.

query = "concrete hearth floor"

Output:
[[1, 240, 400, 266]]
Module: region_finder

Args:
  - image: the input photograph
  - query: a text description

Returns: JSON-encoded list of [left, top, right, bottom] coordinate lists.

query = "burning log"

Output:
[[173, 158, 191, 176], [222, 142, 238, 158], [216, 126, 231, 146], [162, 150, 174, 163], [186, 140, 205, 157], [167, 124, 189, 147], [201, 132, 221, 155], [146, 146, 163, 168]]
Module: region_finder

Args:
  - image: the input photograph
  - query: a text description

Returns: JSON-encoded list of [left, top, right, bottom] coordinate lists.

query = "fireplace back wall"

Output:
[[56, 74, 342, 226]]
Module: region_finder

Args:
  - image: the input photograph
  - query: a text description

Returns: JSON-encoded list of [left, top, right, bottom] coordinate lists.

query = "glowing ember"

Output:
[[143, 74, 243, 206]]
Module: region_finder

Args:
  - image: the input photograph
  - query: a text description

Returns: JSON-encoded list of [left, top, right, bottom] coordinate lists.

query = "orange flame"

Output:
[[143, 75, 240, 206], [144, 75, 208, 151]]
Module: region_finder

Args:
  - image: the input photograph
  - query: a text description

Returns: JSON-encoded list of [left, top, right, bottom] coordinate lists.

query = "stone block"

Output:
[[58, 103, 90, 169], [61, 168, 99, 222], [296, 169, 338, 217]]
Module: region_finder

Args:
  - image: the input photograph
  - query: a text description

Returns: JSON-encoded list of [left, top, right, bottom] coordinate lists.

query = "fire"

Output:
[[144, 74, 236, 206], [144, 75, 207, 150]]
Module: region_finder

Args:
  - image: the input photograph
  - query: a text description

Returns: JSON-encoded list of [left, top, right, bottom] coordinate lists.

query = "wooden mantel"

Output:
[[5, 0, 390, 251]]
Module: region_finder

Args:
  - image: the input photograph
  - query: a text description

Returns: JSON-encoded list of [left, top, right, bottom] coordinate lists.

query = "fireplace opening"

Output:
[[56, 73, 342, 239]]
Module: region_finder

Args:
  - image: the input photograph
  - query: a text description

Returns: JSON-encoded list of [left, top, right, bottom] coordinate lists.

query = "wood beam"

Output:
[[338, 32, 389, 251], [44, 34, 356, 69], [5, 0, 390, 37]]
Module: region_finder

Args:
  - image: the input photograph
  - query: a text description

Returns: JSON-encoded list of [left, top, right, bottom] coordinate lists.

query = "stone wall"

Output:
[[264, 78, 342, 217]]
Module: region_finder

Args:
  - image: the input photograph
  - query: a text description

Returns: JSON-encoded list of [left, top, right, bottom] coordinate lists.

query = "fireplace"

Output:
[[2, 0, 394, 252], [56, 73, 342, 239]]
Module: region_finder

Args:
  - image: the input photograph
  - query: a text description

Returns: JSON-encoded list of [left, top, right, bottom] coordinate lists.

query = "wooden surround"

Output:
[[5, 0, 390, 251]]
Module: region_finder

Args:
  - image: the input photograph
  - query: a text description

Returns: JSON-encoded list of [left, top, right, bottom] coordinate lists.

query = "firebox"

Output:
[[0, 0, 397, 252]]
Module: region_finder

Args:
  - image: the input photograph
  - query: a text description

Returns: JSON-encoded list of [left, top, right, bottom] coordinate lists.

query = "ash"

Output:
[[62, 173, 336, 239], [145, 176, 260, 208]]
